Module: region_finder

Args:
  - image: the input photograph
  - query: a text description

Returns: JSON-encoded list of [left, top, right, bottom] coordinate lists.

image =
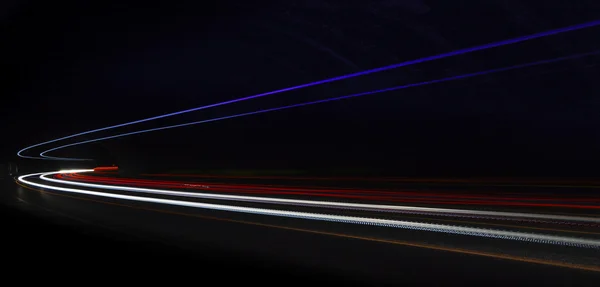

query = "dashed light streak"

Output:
[[17, 170, 600, 249], [42, 170, 600, 224]]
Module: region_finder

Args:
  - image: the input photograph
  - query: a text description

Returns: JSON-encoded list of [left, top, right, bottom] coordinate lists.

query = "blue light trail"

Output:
[[18, 19, 600, 160], [39, 50, 600, 160]]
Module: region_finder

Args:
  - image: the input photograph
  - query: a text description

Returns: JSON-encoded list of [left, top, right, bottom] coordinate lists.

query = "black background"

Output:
[[3, 0, 600, 175]]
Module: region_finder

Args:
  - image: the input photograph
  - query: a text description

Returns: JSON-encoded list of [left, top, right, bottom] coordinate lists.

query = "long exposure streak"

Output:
[[44, 171, 600, 223], [17, 170, 600, 249], [17, 20, 600, 160], [39, 50, 600, 159]]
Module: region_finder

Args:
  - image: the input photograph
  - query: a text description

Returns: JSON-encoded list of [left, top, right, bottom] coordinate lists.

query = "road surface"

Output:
[[3, 169, 600, 285]]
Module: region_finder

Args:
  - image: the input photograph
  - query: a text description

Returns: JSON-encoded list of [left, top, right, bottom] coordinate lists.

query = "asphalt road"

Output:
[[3, 173, 600, 286]]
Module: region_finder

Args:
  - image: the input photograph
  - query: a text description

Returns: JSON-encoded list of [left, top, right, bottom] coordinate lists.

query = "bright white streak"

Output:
[[18, 171, 600, 249], [41, 170, 600, 224]]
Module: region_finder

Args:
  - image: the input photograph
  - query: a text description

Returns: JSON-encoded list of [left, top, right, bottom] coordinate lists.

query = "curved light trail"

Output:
[[18, 19, 600, 160], [38, 50, 600, 160], [57, 172, 600, 222], [60, 172, 600, 206], [16, 170, 600, 249], [41, 170, 600, 224]]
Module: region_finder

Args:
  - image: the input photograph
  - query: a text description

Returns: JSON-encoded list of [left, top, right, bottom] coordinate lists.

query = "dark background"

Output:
[[3, 2, 600, 285], [3, 0, 600, 177]]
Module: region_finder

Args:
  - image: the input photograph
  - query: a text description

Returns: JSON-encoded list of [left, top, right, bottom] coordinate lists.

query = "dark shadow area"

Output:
[[3, 1, 600, 285], [3, 177, 600, 286], [0, 187, 368, 285]]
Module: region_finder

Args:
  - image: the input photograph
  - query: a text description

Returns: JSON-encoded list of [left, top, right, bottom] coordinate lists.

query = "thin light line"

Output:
[[18, 19, 600, 160], [15, 180, 600, 272], [40, 50, 600, 160]]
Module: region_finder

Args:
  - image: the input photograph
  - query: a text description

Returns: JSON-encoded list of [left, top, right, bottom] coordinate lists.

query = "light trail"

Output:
[[17, 170, 600, 248], [15, 180, 600, 273], [17, 19, 600, 160], [140, 173, 600, 187], [39, 50, 600, 159], [62, 172, 600, 205], [52, 172, 600, 228], [39, 170, 600, 224]]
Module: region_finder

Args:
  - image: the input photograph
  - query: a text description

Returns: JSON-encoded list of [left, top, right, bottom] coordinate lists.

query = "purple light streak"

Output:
[[39, 50, 600, 160], [18, 19, 600, 159]]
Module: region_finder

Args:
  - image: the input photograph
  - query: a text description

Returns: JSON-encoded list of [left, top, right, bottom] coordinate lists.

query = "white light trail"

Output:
[[41, 170, 600, 224], [17, 171, 600, 249]]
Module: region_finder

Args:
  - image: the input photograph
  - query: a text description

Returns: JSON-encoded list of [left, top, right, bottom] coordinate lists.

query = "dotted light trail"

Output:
[[17, 170, 600, 249]]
